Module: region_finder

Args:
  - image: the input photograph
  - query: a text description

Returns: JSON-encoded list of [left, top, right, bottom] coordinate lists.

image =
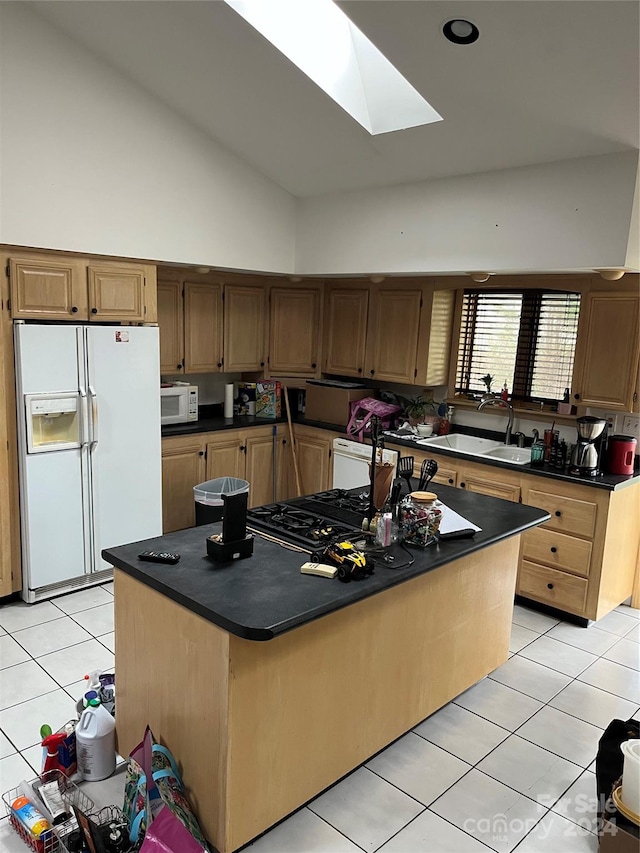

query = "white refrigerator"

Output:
[[14, 323, 163, 602]]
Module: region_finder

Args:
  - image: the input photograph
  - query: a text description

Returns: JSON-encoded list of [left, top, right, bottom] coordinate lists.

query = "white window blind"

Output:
[[456, 290, 581, 402]]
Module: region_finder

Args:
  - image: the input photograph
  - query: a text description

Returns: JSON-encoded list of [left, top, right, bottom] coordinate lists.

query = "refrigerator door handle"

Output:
[[79, 388, 90, 447], [89, 385, 99, 448]]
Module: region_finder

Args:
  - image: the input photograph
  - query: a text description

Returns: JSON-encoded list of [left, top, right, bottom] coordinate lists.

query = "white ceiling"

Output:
[[32, 0, 639, 198]]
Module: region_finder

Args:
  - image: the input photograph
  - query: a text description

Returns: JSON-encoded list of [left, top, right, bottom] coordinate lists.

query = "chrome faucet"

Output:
[[477, 394, 514, 445]]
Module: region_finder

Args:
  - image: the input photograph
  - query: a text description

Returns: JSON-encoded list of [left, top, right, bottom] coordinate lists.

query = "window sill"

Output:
[[447, 396, 578, 426]]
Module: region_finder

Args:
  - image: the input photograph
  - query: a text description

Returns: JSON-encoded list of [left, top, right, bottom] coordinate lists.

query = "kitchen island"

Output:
[[104, 485, 548, 853]]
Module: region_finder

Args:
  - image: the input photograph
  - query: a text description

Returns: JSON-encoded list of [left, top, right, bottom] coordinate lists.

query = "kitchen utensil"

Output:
[[418, 458, 438, 491], [397, 456, 414, 494], [607, 434, 637, 475]]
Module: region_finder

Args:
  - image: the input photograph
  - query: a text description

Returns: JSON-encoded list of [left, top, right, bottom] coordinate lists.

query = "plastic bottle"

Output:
[[76, 698, 116, 781], [41, 731, 67, 775], [439, 406, 453, 436], [11, 796, 52, 840], [501, 383, 509, 405]]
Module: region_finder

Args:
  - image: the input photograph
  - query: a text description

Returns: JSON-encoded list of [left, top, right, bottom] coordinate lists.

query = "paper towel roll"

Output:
[[224, 384, 234, 419]]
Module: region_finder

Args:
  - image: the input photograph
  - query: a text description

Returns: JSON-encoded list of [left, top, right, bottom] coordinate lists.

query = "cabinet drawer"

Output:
[[522, 528, 592, 578], [526, 489, 597, 538], [518, 561, 588, 615]]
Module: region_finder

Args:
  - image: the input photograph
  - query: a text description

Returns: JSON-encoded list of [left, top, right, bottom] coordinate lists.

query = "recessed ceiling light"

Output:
[[443, 19, 480, 46]]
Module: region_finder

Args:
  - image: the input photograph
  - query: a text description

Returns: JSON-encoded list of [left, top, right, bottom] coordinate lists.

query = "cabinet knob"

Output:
[[260, 361, 265, 367], [357, 368, 362, 374], [550, 546, 557, 553], [460, 482, 466, 488], [312, 363, 317, 369], [217, 362, 222, 368], [547, 583, 554, 590], [448, 478, 454, 484], [91, 307, 98, 314], [71, 306, 78, 314], [574, 393, 580, 400], [240, 445, 246, 452], [177, 364, 182, 370], [555, 510, 562, 517], [370, 369, 375, 376], [198, 451, 204, 457]]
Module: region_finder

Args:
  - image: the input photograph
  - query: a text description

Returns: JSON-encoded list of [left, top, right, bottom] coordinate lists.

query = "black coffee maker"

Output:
[[569, 416, 608, 476]]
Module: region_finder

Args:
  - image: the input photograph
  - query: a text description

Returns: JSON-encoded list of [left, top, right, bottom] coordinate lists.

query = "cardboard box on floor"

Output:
[[599, 816, 639, 853], [305, 381, 368, 426]]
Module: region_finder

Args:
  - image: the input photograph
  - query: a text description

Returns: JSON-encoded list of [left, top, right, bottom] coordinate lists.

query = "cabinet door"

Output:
[[161, 437, 206, 533], [157, 281, 184, 375], [573, 292, 640, 411], [244, 429, 279, 507], [206, 434, 244, 481], [366, 287, 422, 383], [224, 284, 267, 372], [295, 431, 332, 496], [268, 286, 321, 375], [9, 257, 87, 320], [87, 264, 146, 322], [324, 287, 369, 378], [184, 282, 223, 373]]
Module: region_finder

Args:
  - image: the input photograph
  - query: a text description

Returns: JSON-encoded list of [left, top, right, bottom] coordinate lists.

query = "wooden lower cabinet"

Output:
[[161, 435, 207, 533], [398, 446, 639, 622], [288, 425, 337, 497], [162, 427, 287, 533]]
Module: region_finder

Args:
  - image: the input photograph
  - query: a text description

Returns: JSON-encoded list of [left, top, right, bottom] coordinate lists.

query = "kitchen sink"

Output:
[[416, 433, 531, 466], [480, 446, 531, 465], [416, 434, 502, 455]]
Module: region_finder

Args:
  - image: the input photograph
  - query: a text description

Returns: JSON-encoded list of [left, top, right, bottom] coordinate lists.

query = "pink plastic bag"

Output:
[[139, 806, 207, 852], [346, 398, 402, 442]]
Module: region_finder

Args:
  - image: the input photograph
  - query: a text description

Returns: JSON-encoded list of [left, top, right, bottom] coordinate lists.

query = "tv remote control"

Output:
[[138, 551, 181, 564]]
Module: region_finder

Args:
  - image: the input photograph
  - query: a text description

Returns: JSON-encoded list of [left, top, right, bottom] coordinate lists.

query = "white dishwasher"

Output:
[[332, 438, 398, 490]]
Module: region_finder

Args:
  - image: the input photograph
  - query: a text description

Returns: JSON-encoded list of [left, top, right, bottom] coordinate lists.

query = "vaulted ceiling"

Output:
[[30, 1, 640, 198]]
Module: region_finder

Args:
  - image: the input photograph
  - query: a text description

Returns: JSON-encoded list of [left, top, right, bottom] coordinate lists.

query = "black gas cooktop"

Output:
[[247, 488, 370, 550]]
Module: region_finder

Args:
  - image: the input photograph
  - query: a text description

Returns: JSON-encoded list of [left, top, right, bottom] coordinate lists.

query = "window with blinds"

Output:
[[456, 290, 581, 402]]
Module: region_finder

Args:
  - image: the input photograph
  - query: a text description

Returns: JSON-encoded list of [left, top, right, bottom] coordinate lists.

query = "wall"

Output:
[[0, 3, 296, 274], [295, 152, 639, 276]]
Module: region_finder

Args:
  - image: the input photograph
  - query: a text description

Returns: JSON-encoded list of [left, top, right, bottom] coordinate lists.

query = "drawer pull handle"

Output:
[[550, 547, 557, 553], [555, 510, 562, 517], [547, 583, 554, 590]]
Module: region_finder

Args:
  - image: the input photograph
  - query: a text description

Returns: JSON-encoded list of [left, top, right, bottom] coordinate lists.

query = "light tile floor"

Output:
[[0, 587, 638, 853]]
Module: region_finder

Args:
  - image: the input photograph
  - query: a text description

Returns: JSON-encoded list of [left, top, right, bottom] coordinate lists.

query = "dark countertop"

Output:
[[103, 484, 548, 642], [163, 415, 639, 492]]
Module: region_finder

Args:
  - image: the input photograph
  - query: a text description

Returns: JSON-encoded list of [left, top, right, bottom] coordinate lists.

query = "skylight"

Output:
[[224, 0, 442, 135]]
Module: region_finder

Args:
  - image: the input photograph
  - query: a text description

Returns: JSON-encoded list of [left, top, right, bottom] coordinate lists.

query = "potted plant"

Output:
[[404, 395, 428, 426]]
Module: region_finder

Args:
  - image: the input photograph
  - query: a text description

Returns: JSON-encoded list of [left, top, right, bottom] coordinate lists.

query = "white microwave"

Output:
[[160, 384, 198, 425]]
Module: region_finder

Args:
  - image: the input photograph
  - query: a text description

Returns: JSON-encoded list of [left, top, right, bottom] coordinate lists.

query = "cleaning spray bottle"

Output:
[[41, 732, 67, 775]]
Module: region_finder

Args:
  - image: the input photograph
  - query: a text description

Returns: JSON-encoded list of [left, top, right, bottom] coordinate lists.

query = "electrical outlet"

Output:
[[604, 413, 617, 433], [622, 415, 640, 437]]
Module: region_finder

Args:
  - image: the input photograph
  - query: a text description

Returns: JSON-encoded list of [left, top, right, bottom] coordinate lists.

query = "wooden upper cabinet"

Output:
[[573, 292, 640, 411], [224, 284, 267, 372], [9, 256, 156, 323], [9, 257, 87, 319], [87, 263, 146, 322], [416, 289, 455, 386], [323, 285, 369, 378], [366, 285, 422, 384], [184, 282, 223, 373], [268, 285, 321, 375], [157, 280, 184, 375]]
